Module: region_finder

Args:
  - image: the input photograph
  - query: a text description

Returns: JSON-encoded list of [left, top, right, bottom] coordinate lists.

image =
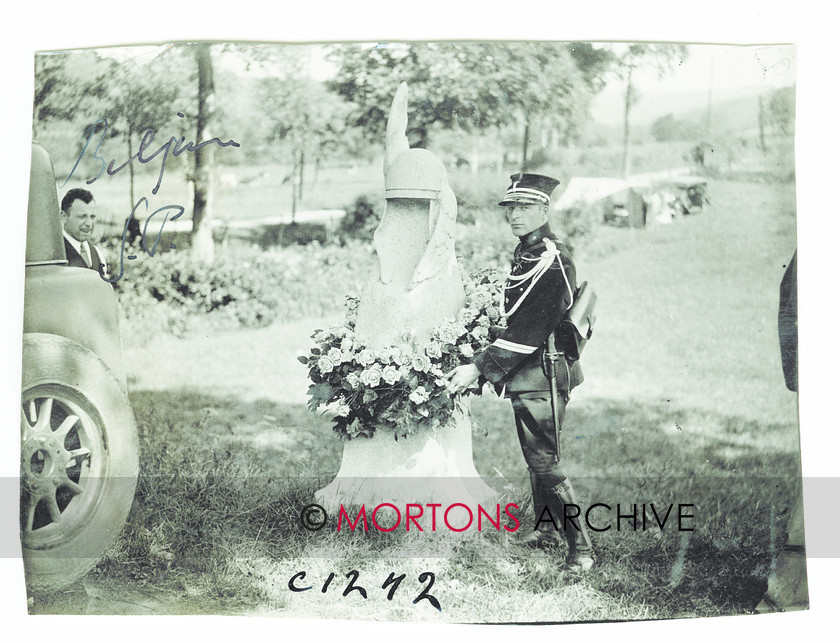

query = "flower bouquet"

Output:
[[300, 268, 504, 439]]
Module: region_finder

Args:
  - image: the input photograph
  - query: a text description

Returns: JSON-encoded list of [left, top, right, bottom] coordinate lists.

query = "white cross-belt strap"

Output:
[[500, 238, 575, 319], [492, 338, 538, 354]]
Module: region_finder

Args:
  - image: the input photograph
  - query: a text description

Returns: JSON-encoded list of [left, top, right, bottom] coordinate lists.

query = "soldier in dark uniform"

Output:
[[446, 173, 595, 571]]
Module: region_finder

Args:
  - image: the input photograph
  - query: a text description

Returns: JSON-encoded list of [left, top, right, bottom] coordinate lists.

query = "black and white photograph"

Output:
[[4, 4, 838, 635]]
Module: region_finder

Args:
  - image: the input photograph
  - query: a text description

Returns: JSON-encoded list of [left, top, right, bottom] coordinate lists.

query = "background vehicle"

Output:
[[20, 143, 138, 593]]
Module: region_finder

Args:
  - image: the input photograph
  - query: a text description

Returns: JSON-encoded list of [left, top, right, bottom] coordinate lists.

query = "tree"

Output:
[[190, 42, 216, 264], [611, 44, 689, 176], [36, 48, 191, 232], [328, 42, 594, 168], [35, 44, 233, 262], [253, 52, 353, 219], [96, 53, 185, 216], [758, 94, 767, 152], [767, 85, 795, 136], [651, 113, 700, 142], [567, 42, 614, 93], [33, 51, 110, 138]]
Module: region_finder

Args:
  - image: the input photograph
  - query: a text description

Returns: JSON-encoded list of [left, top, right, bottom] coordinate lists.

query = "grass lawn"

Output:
[[29, 178, 802, 622]]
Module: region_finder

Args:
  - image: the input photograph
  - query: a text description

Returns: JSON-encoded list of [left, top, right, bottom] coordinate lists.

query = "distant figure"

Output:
[[60, 188, 108, 275], [692, 143, 707, 168]]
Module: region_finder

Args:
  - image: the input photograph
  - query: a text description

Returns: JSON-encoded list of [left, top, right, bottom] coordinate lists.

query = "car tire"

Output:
[[20, 333, 138, 594]]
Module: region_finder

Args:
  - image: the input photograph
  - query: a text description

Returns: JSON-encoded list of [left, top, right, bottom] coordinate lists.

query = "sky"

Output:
[[250, 42, 798, 94], [588, 43, 796, 126], [93, 42, 796, 93], [618, 43, 795, 93], [94, 41, 796, 129]]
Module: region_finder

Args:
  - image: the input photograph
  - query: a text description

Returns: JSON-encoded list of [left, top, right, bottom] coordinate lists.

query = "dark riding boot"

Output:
[[549, 478, 596, 572], [515, 470, 562, 548]]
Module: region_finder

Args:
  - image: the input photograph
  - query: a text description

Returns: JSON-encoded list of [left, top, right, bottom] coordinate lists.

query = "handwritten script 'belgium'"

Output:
[[59, 114, 240, 194]]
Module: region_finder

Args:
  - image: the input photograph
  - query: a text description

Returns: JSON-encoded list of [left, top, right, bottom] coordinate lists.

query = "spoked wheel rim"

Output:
[[20, 386, 106, 550]]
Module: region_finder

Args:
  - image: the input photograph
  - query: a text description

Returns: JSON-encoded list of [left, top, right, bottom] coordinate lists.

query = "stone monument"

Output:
[[316, 83, 497, 512]]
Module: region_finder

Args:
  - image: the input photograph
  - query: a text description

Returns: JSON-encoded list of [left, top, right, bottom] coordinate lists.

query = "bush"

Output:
[[254, 222, 329, 248], [455, 221, 512, 276], [115, 248, 282, 329], [337, 194, 382, 243], [281, 222, 329, 246], [524, 148, 553, 171], [449, 169, 507, 226], [554, 205, 597, 256], [114, 241, 377, 335], [454, 203, 595, 272]]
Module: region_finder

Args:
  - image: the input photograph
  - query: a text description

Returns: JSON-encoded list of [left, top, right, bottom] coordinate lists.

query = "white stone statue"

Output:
[[316, 83, 497, 514]]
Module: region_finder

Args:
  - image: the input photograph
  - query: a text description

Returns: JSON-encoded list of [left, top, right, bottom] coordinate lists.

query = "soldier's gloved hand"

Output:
[[444, 364, 481, 395]]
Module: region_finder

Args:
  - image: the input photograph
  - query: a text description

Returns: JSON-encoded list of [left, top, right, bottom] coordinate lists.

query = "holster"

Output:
[[504, 352, 572, 394], [556, 281, 597, 361]]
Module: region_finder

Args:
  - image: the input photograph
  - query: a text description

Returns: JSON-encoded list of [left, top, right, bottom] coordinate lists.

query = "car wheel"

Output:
[[20, 333, 138, 594]]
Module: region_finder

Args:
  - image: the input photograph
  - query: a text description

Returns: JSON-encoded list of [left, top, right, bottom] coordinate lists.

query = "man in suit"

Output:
[[754, 251, 808, 612], [61, 188, 108, 275], [446, 173, 595, 572]]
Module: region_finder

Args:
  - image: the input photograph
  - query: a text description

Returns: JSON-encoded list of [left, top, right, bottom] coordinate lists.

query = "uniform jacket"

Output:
[[474, 222, 584, 396]]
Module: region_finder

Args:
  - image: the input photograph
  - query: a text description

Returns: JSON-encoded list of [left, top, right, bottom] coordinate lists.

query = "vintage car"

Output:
[[20, 143, 138, 593]]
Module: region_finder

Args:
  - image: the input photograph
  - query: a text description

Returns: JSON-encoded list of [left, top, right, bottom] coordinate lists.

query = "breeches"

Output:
[[510, 392, 568, 489]]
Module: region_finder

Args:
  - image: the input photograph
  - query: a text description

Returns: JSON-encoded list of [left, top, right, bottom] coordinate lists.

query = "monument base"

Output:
[[316, 402, 498, 512]]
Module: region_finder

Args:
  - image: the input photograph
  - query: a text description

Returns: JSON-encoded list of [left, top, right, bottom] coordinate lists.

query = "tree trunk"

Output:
[[298, 148, 305, 203], [621, 69, 634, 178], [192, 43, 215, 264], [313, 154, 321, 187], [521, 117, 530, 170], [126, 125, 141, 244], [291, 152, 298, 223], [758, 95, 767, 153], [470, 135, 480, 175], [128, 125, 135, 209]]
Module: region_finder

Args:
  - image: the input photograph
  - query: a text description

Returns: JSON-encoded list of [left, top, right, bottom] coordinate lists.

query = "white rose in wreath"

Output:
[[357, 349, 376, 366], [425, 341, 443, 359], [409, 386, 430, 404], [382, 365, 401, 385], [346, 371, 362, 389], [361, 364, 383, 387], [438, 326, 458, 345], [318, 356, 335, 374], [411, 353, 432, 373]]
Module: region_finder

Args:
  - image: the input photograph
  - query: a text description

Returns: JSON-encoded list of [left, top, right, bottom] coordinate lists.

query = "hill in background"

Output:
[[590, 84, 791, 141]]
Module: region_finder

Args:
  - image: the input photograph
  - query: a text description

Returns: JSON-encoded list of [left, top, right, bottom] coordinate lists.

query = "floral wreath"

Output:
[[300, 268, 504, 440]]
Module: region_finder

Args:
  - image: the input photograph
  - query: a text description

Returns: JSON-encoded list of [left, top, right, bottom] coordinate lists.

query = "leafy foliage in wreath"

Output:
[[300, 268, 504, 439]]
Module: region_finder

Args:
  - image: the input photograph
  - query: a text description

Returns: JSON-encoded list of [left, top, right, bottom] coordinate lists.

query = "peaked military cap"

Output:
[[498, 172, 561, 206]]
